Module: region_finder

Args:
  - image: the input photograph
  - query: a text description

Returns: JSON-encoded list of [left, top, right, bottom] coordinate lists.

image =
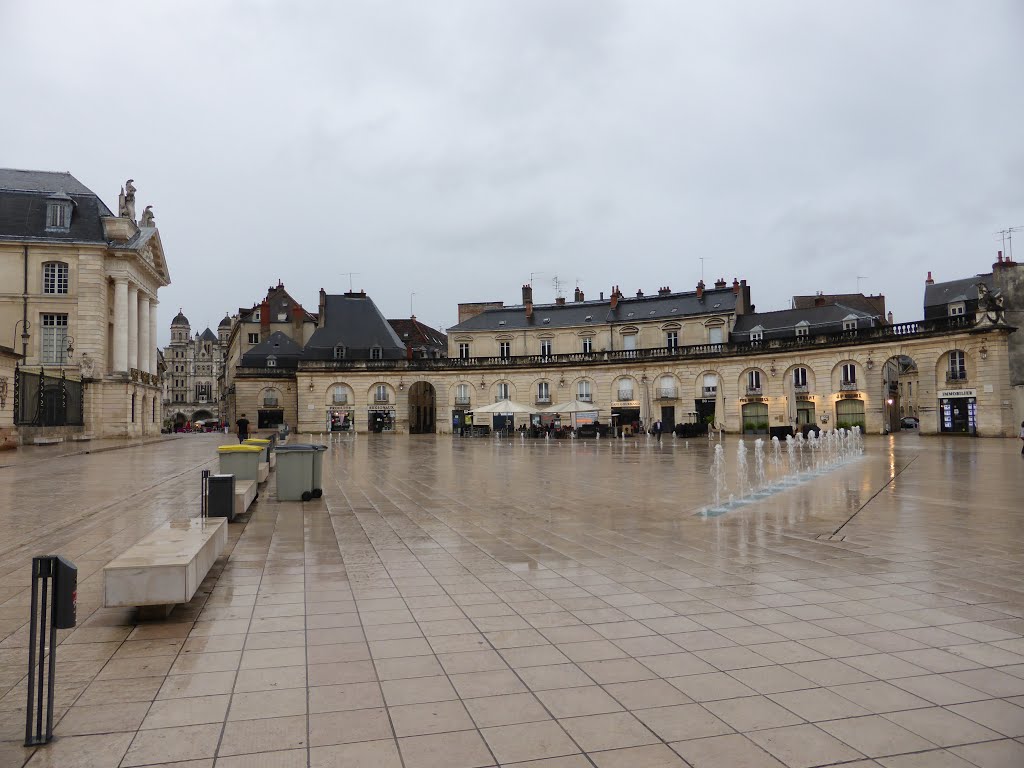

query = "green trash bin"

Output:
[[275, 444, 325, 502], [217, 444, 263, 482]]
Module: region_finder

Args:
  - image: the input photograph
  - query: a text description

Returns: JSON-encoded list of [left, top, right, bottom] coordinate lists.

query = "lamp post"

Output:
[[13, 319, 30, 360]]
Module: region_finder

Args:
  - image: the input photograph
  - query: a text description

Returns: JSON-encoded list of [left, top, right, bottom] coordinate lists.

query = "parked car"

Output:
[[900, 416, 919, 429]]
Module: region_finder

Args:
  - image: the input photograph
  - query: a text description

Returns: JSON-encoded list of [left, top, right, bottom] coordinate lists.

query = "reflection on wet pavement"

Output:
[[1, 433, 1022, 767]]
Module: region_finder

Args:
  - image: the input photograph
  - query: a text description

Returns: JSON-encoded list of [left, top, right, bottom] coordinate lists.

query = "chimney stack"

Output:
[[555, 297, 566, 306], [523, 284, 533, 318], [732, 278, 740, 294], [600, 291, 604, 300], [259, 299, 270, 331], [574, 287, 583, 302], [696, 280, 705, 299], [887, 310, 894, 324], [636, 289, 644, 298], [814, 295, 826, 307], [610, 286, 620, 310], [318, 288, 327, 327], [714, 277, 726, 289], [925, 271, 934, 285], [658, 286, 671, 295]]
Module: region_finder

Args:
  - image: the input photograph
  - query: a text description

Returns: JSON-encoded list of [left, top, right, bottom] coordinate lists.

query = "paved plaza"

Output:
[[1, 433, 1023, 767]]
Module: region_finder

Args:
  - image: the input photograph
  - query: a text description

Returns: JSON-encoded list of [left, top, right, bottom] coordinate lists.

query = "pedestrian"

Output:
[[653, 418, 663, 442], [236, 413, 250, 444]]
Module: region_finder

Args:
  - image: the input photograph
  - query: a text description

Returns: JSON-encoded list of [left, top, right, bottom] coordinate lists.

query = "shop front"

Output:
[[327, 407, 354, 432], [835, 394, 866, 430], [611, 400, 641, 436], [938, 388, 977, 435], [741, 399, 768, 434], [368, 405, 395, 433]]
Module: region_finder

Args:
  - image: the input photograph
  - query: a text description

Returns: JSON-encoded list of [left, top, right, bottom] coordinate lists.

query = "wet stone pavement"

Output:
[[0, 432, 1023, 768]]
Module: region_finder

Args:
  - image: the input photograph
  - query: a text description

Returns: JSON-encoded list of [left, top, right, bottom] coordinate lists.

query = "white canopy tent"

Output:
[[545, 399, 602, 414], [470, 399, 538, 415]]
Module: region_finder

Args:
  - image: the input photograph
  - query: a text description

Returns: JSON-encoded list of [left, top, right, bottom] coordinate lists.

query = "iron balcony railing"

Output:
[[616, 390, 635, 401], [234, 316, 983, 376], [793, 384, 809, 394], [332, 394, 349, 404], [495, 395, 510, 402], [656, 387, 677, 400], [454, 396, 471, 406], [745, 386, 762, 396], [840, 380, 858, 391], [578, 394, 593, 402], [374, 394, 390, 403], [535, 395, 552, 404], [946, 370, 968, 383], [702, 386, 717, 397], [263, 399, 279, 407]]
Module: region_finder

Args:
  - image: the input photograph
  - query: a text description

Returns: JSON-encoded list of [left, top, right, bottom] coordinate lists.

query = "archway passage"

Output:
[[881, 355, 920, 432], [408, 381, 436, 434], [192, 409, 214, 423]]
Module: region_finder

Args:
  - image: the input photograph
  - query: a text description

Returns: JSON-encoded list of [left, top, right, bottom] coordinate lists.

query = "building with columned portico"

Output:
[[0, 169, 169, 442]]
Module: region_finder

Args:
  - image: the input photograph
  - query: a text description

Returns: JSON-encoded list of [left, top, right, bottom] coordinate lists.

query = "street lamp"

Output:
[[12, 319, 30, 359]]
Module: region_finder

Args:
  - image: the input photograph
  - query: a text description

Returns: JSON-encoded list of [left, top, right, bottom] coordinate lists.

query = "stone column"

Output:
[[148, 299, 159, 374], [139, 295, 151, 378], [127, 285, 139, 371], [113, 278, 129, 372]]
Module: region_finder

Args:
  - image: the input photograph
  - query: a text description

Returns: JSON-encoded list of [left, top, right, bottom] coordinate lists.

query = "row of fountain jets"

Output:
[[707, 427, 864, 514]]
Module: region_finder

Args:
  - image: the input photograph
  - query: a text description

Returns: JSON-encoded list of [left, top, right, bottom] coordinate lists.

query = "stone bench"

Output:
[[32, 437, 63, 445], [258, 461, 270, 484], [235, 479, 258, 518], [70, 434, 94, 442], [103, 517, 227, 619]]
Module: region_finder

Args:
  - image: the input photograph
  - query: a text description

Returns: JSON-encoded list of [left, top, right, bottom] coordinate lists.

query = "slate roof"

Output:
[[0, 169, 114, 243], [732, 303, 878, 339], [388, 318, 448, 349], [924, 274, 994, 307], [304, 293, 407, 360], [449, 288, 740, 333], [240, 331, 303, 368], [238, 283, 317, 323], [172, 309, 190, 326], [792, 293, 886, 317], [199, 328, 218, 343], [219, 314, 232, 328]]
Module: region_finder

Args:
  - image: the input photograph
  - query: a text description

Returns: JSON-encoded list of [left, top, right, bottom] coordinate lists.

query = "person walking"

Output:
[[653, 418, 663, 442], [236, 413, 250, 444]]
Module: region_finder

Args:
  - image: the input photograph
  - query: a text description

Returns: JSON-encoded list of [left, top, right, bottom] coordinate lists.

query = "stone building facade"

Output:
[[230, 317, 1015, 438], [0, 345, 18, 448], [161, 310, 226, 428], [0, 170, 169, 442]]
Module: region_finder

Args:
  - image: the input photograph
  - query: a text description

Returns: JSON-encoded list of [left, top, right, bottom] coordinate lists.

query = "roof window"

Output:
[[498, 320, 506, 326], [649, 310, 656, 315], [542, 318, 551, 324], [585, 315, 592, 321], [45, 194, 72, 233], [627, 312, 634, 318], [713, 303, 721, 308]]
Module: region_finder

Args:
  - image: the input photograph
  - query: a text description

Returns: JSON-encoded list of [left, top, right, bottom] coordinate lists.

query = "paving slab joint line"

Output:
[[0, 435, 183, 470], [829, 453, 919, 538]]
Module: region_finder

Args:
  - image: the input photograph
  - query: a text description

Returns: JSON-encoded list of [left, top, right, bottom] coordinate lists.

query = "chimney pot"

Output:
[[600, 291, 604, 300], [522, 284, 533, 305], [658, 286, 671, 296], [887, 310, 894, 324], [636, 289, 643, 298], [555, 297, 566, 306], [574, 287, 582, 302], [696, 280, 705, 299], [610, 287, 619, 310], [732, 278, 740, 294], [714, 278, 726, 289], [925, 271, 934, 285]]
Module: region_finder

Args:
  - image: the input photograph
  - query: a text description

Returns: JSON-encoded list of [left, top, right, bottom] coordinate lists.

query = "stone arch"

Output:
[[738, 365, 769, 396], [490, 379, 516, 402], [408, 381, 437, 434]]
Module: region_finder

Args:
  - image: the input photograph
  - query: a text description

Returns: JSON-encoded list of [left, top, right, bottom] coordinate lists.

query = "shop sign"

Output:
[[367, 405, 394, 412], [611, 400, 640, 408], [939, 389, 976, 399], [741, 396, 767, 403], [840, 392, 861, 399]]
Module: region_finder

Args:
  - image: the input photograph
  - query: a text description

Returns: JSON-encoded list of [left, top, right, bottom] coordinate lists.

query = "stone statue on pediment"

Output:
[[140, 205, 155, 227], [119, 179, 137, 221]]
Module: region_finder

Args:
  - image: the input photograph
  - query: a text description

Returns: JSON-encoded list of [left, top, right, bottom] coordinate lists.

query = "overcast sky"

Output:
[[2, 1, 1022, 345]]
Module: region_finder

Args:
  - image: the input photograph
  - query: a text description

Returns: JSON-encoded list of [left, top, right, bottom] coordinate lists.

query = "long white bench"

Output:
[[258, 461, 270, 484], [235, 479, 258, 517], [71, 434, 94, 442], [32, 437, 63, 445], [103, 517, 227, 619]]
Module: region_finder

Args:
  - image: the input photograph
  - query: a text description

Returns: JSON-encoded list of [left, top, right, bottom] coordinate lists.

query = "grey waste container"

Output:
[[275, 444, 326, 501], [217, 445, 263, 481]]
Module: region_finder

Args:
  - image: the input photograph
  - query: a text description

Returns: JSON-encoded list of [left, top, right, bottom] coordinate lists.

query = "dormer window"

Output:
[[370, 346, 382, 360], [253, 310, 261, 321], [45, 195, 72, 232], [842, 315, 858, 331], [750, 325, 763, 343], [277, 312, 287, 321], [795, 321, 809, 338], [333, 345, 346, 360], [266, 355, 277, 367], [948, 302, 965, 317]]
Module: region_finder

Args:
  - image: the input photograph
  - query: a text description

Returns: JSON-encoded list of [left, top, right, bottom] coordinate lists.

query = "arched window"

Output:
[[577, 380, 592, 402]]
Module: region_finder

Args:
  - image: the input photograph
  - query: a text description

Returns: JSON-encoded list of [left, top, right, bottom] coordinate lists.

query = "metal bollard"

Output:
[[25, 556, 77, 746]]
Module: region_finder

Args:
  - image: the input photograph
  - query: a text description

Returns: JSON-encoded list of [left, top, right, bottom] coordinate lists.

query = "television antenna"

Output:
[[340, 272, 360, 292], [995, 226, 1023, 261], [552, 275, 564, 298], [699, 257, 710, 281]]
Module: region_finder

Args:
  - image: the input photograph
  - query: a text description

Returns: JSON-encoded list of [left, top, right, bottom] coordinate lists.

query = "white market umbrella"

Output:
[[785, 376, 799, 433], [470, 398, 538, 415], [546, 399, 602, 413], [714, 374, 726, 431]]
